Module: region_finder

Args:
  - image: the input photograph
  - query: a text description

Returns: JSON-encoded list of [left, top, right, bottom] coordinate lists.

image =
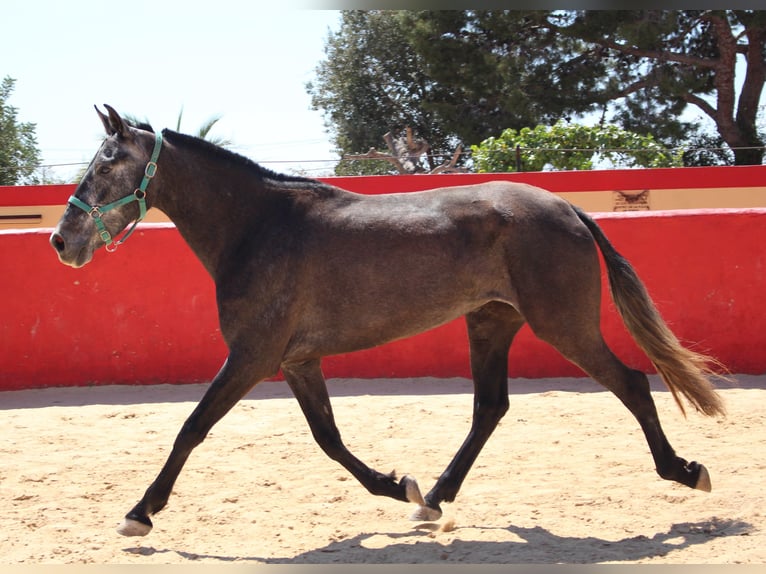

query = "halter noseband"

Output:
[[68, 131, 163, 252]]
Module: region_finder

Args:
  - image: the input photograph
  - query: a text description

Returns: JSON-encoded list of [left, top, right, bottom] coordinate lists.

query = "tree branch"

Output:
[[344, 129, 466, 175], [680, 92, 719, 121], [614, 76, 656, 99], [430, 144, 467, 174], [343, 148, 408, 174], [597, 38, 718, 69]]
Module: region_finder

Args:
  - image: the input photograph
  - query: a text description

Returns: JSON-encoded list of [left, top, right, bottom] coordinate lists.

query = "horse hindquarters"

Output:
[[571, 206, 725, 418], [511, 205, 715, 492]]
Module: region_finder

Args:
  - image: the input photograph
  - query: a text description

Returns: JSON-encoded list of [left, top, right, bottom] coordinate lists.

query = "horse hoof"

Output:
[[401, 474, 425, 505], [410, 504, 443, 522], [695, 464, 712, 492], [117, 517, 153, 537]]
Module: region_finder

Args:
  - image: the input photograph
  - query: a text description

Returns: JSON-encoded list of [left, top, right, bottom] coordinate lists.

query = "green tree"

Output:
[[553, 10, 766, 166], [399, 11, 600, 144], [0, 76, 41, 185], [472, 121, 683, 172], [307, 11, 460, 175], [406, 10, 766, 166], [309, 10, 766, 168]]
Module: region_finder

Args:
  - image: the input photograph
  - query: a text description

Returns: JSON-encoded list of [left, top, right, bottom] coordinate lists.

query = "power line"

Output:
[[4, 144, 765, 180]]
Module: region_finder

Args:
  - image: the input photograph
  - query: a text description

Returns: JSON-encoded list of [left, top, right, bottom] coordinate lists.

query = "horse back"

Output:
[[270, 180, 596, 359]]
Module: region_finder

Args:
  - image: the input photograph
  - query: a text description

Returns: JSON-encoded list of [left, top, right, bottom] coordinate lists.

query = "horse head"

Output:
[[50, 105, 162, 267]]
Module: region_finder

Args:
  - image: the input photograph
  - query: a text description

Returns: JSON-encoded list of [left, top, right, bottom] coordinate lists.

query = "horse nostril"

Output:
[[50, 232, 66, 253]]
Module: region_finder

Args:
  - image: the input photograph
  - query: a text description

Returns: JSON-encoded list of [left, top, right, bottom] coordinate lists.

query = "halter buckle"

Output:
[[144, 162, 158, 179]]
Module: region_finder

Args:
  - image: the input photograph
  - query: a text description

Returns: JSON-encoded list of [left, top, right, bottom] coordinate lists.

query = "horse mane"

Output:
[[125, 118, 155, 133], [160, 128, 322, 186]]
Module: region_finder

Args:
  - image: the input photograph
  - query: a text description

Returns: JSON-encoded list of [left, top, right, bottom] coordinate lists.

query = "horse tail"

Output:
[[572, 205, 726, 417]]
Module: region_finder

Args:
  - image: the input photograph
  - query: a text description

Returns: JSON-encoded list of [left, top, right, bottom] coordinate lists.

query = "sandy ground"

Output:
[[1, 375, 763, 564]]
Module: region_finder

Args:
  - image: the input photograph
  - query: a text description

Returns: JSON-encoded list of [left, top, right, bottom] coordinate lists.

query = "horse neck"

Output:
[[151, 137, 264, 278]]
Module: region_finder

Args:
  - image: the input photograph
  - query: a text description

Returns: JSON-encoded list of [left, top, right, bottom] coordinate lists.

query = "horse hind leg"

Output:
[[531, 315, 713, 493], [513, 216, 713, 493], [412, 302, 525, 521]]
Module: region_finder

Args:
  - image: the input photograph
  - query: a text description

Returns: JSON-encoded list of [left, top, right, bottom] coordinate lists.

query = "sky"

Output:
[[4, 2, 762, 183], [3, 1, 342, 181]]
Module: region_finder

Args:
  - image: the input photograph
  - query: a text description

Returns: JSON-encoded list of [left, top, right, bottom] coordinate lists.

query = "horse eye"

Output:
[[98, 165, 112, 175]]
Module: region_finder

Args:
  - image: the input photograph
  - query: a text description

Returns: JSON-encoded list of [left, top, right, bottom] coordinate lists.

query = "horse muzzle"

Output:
[[49, 229, 96, 268]]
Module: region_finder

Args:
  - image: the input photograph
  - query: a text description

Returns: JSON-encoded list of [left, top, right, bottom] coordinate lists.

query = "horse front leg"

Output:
[[117, 353, 274, 536], [414, 303, 524, 521], [281, 359, 424, 507]]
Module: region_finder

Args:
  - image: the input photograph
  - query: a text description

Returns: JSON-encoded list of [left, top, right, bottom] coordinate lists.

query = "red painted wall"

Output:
[[2, 208, 765, 391], [2, 167, 766, 390], [3, 165, 766, 206], [323, 165, 766, 194]]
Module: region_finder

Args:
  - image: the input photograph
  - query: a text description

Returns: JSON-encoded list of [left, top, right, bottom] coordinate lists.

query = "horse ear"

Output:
[[95, 105, 111, 134], [95, 104, 130, 138]]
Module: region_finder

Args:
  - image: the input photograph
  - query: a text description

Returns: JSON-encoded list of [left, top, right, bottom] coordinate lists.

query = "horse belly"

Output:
[[288, 242, 514, 359]]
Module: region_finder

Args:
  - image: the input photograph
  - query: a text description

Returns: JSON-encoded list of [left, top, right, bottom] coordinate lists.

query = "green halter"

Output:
[[68, 131, 163, 252]]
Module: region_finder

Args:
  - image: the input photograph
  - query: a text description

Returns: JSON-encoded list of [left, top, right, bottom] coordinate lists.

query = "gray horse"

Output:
[[50, 105, 724, 537]]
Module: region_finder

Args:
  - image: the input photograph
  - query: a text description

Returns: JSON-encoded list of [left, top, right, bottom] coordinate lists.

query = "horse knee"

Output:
[[476, 398, 509, 423], [174, 420, 208, 451], [489, 404, 509, 424]]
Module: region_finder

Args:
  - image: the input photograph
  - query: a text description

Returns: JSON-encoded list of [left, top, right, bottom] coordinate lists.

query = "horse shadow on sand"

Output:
[[123, 516, 753, 564]]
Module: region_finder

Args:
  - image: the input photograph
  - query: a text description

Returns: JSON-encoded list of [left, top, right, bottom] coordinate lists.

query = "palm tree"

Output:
[[122, 107, 233, 148], [174, 106, 233, 148], [74, 108, 234, 182]]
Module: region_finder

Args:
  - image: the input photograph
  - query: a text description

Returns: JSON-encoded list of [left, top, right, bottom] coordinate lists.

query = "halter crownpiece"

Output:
[[68, 130, 163, 252]]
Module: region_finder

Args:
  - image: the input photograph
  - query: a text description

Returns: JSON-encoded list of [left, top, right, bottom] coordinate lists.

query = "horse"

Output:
[[50, 105, 725, 537]]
